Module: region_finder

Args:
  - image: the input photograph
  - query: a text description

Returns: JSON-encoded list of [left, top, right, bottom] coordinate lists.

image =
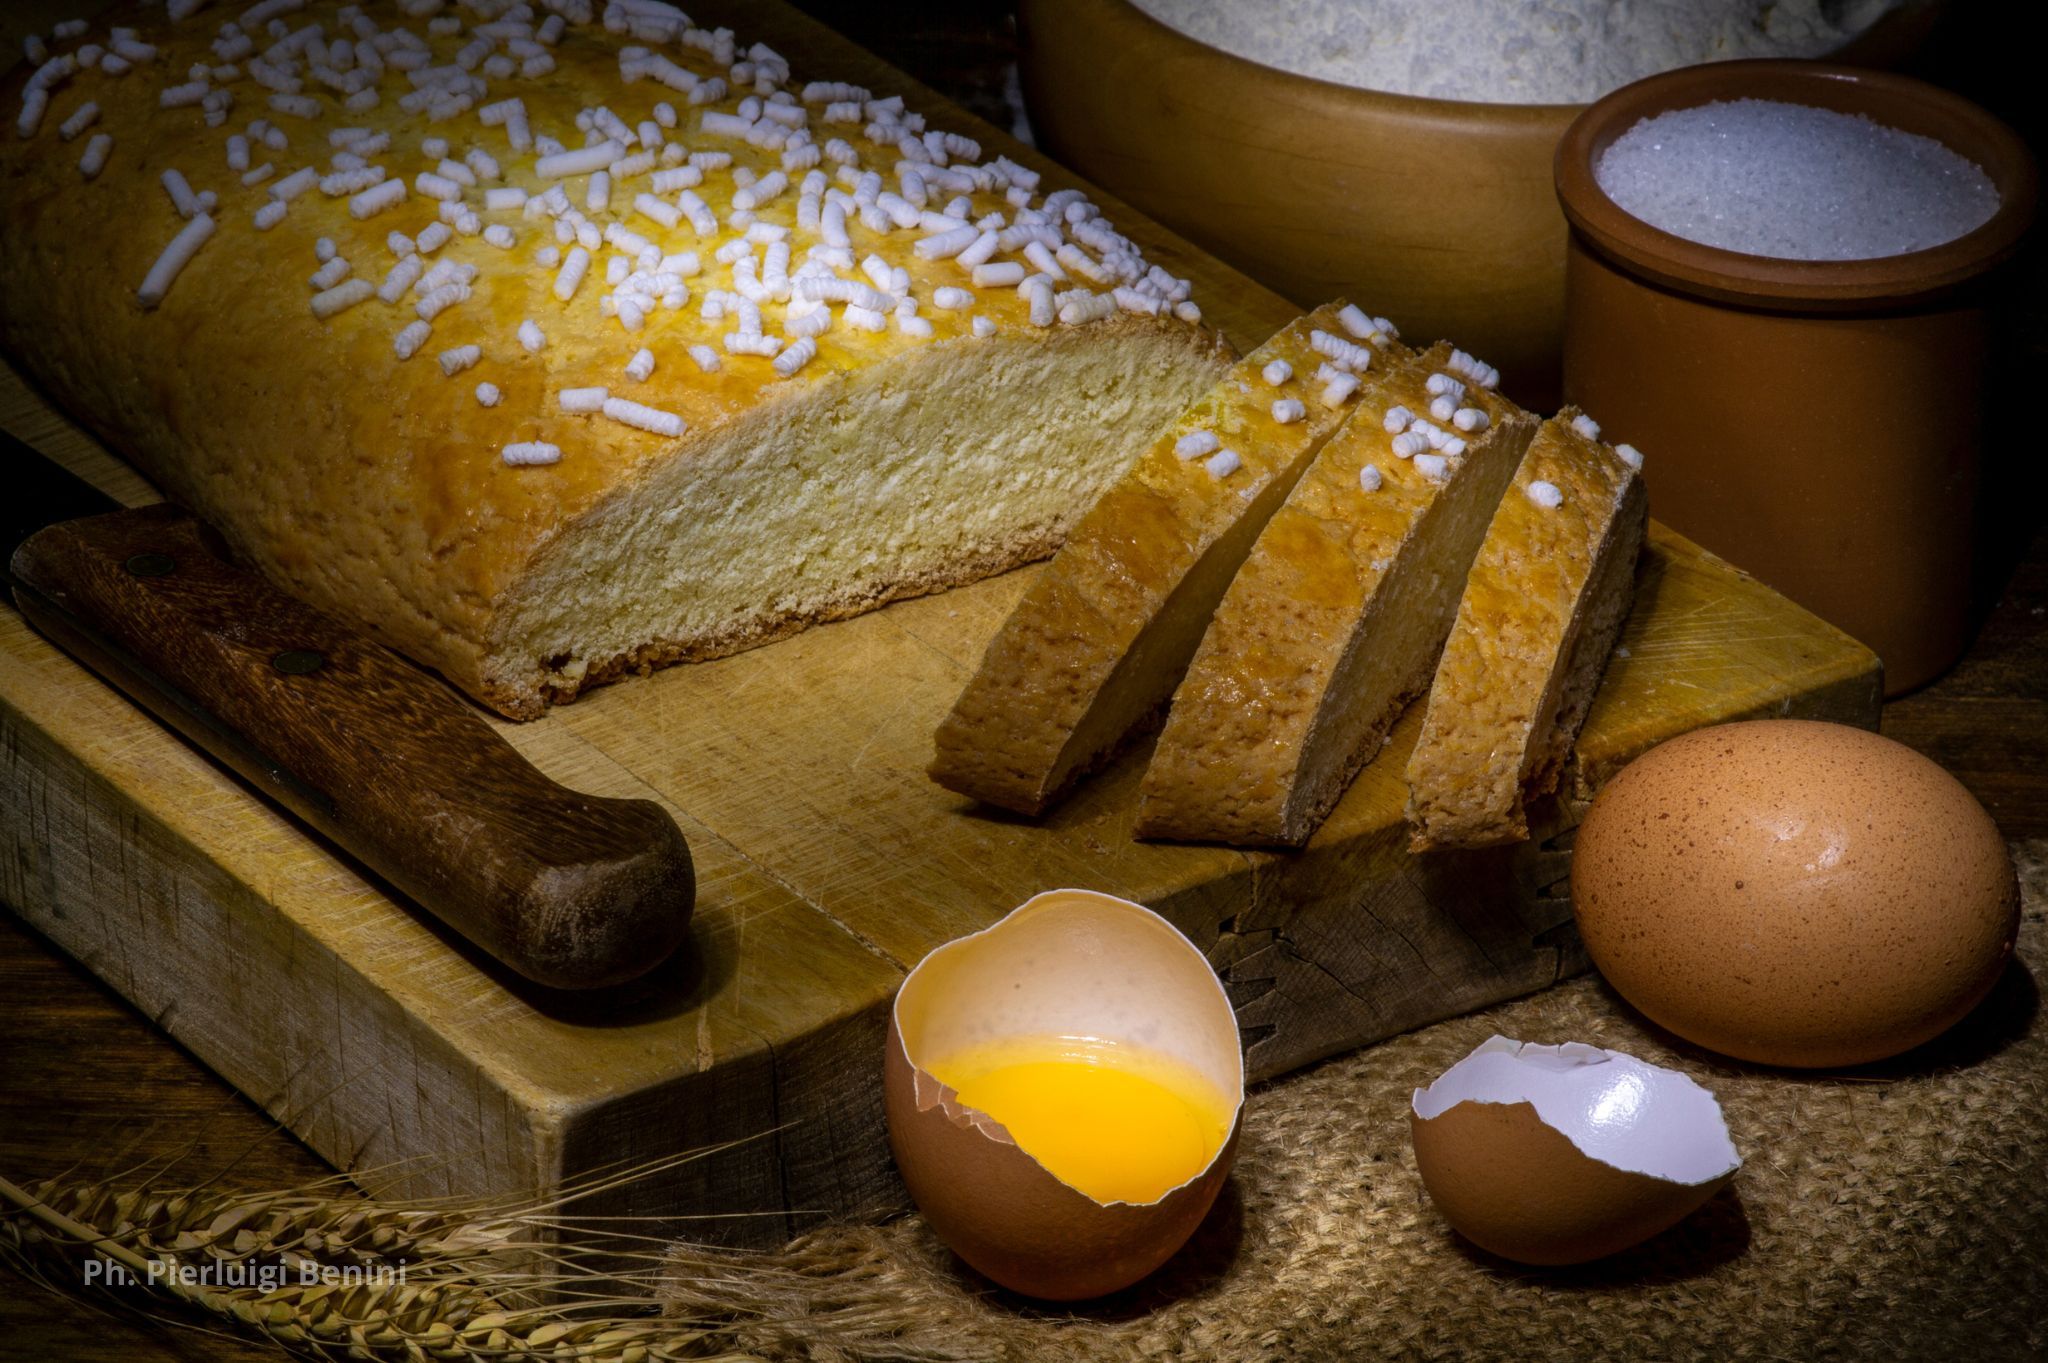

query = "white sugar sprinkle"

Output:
[[1447, 349, 1499, 390], [78, 133, 113, 179], [1336, 303, 1379, 340], [347, 177, 405, 219], [1320, 372, 1360, 407], [633, 192, 681, 229], [1262, 359, 1293, 386], [1526, 479, 1565, 508], [393, 320, 432, 361], [558, 386, 609, 414], [270, 165, 319, 202], [554, 246, 591, 301], [1175, 429, 1220, 461], [137, 212, 215, 309], [376, 256, 423, 304], [1616, 443, 1645, 470], [309, 278, 372, 320], [502, 441, 560, 466], [438, 344, 481, 377], [1205, 448, 1242, 480], [308, 257, 350, 290], [1311, 328, 1374, 372], [535, 139, 622, 180], [1359, 463, 1383, 493], [971, 261, 1025, 288], [415, 283, 467, 321], [774, 336, 818, 377], [1271, 398, 1306, 425], [1414, 453, 1450, 482], [602, 396, 686, 437], [476, 382, 502, 408], [58, 102, 99, 141]]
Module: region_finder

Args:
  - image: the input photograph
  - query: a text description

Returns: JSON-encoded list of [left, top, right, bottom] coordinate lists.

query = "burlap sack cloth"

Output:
[[666, 842, 2048, 1361]]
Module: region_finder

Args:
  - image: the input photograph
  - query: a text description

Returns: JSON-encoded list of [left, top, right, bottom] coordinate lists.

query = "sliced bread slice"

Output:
[[930, 303, 1408, 814], [1404, 411, 1648, 850], [1136, 344, 1537, 847]]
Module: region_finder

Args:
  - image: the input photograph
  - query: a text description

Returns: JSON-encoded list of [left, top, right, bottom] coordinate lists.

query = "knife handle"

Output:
[[8, 505, 694, 991]]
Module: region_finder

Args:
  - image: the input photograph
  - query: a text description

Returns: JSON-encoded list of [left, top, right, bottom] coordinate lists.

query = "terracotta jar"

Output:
[[1555, 61, 2036, 693]]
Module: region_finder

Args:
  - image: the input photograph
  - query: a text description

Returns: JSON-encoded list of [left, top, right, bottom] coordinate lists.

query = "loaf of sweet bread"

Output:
[[930, 302, 1406, 813], [1136, 343, 1536, 847], [0, 1, 1227, 718], [1404, 411, 1646, 850]]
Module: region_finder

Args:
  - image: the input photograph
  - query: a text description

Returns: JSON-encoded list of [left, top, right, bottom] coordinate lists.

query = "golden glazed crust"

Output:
[[1136, 344, 1537, 847], [929, 303, 1405, 813], [0, 2, 1223, 718], [1404, 412, 1647, 850]]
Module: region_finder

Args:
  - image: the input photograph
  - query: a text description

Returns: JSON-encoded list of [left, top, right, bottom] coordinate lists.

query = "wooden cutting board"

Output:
[[0, 0, 1880, 1247]]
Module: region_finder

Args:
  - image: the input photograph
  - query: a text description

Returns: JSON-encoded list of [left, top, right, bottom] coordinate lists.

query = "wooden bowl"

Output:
[[1017, 0, 1945, 408]]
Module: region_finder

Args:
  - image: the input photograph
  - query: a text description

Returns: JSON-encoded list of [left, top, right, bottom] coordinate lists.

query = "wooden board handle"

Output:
[[8, 505, 694, 990]]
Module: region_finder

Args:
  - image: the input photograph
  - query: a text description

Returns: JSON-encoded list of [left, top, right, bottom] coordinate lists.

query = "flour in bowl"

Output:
[[1128, 0, 1908, 104]]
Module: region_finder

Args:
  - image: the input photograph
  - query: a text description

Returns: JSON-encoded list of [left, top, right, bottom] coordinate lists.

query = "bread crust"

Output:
[[929, 303, 1398, 813], [1404, 412, 1647, 850], [0, 3, 1223, 719], [1136, 344, 1535, 847]]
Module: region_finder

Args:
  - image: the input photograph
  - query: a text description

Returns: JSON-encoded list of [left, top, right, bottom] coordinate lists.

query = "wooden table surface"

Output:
[[4, 4, 2042, 1359]]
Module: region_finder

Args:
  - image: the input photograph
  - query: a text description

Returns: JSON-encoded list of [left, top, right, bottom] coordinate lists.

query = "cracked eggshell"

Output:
[[1572, 720, 2020, 1067], [884, 889, 1243, 1301], [1410, 1036, 1741, 1266]]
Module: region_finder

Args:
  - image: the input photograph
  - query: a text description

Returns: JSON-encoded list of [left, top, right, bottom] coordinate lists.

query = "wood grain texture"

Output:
[[0, 912, 330, 1363], [0, 0, 1879, 1270]]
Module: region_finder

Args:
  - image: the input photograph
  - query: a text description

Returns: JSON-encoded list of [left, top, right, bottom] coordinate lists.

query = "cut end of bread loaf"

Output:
[[1405, 410, 1648, 851], [481, 318, 1231, 717]]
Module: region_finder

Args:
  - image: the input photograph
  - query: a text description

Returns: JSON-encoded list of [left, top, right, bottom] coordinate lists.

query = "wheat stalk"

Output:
[[0, 1162, 986, 1363]]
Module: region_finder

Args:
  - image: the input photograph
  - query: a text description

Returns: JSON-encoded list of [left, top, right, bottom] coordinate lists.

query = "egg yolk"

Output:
[[927, 1037, 1234, 1205]]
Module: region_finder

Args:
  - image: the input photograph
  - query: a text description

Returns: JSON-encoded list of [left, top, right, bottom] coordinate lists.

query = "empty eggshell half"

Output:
[[1410, 1036, 1741, 1266], [884, 888, 1244, 1301]]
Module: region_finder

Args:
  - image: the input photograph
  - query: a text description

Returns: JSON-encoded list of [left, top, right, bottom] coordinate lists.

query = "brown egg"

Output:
[[1572, 720, 2019, 1067], [1410, 1037, 1741, 1266], [884, 889, 1243, 1301]]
